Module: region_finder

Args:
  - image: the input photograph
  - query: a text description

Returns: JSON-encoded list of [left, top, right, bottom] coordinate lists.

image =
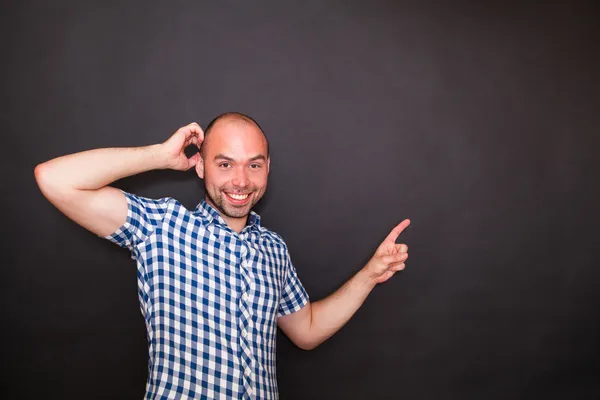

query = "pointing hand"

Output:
[[364, 219, 410, 284]]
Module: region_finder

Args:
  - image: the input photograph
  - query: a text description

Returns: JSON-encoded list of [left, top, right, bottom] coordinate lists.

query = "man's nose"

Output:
[[232, 167, 249, 188]]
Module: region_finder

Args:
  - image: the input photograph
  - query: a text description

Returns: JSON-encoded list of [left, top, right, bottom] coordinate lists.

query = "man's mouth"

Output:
[[224, 192, 251, 204]]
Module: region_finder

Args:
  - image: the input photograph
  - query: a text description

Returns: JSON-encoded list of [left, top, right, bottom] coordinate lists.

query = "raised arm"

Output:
[[34, 123, 203, 237], [278, 219, 410, 350]]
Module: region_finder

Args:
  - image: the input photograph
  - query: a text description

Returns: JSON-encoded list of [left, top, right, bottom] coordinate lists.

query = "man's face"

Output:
[[197, 119, 270, 221]]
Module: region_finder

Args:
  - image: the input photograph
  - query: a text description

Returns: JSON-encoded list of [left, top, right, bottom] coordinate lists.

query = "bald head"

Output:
[[200, 112, 269, 158], [196, 112, 271, 230]]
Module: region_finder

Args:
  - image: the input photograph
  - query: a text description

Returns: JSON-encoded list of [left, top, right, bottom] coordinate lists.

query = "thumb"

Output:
[[187, 153, 201, 170]]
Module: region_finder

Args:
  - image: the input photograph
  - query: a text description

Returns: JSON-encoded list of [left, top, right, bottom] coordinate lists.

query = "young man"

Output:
[[34, 112, 410, 399]]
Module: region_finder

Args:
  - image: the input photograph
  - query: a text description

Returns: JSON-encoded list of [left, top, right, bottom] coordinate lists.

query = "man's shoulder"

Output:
[[256, 225, 289, 249], [122, 190, 180, 208], [123, 191, 196, 219]]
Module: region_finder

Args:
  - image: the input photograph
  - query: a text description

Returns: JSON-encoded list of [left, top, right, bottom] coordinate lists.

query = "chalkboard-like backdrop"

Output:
[[3, 1, 599, 399]]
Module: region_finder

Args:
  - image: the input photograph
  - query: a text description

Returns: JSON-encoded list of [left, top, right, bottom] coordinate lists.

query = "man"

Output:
[[34, 113, 410, 399]]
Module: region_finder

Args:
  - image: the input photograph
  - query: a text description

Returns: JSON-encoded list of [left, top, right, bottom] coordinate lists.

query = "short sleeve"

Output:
[[103, 190, 172, 250], [277, 254, 309, 317]]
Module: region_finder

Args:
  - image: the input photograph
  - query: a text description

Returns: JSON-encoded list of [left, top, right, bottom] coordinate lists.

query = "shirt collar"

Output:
[[194, 198, 261, 232]]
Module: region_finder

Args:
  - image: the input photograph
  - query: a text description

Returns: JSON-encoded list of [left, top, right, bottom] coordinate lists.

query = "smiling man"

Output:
[[198, 114, 270, 232], [34, 112, 410, 400]]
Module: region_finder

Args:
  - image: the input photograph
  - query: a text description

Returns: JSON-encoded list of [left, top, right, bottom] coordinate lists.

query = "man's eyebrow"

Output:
[[214, 154, 234, 161], [248, 155, 267, 162], [213, 154, 267, 162]]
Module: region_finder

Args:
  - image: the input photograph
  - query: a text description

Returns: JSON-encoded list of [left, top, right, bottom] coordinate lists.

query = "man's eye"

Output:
[[219, 163, 230, 168], [249, 164, 261, 169]]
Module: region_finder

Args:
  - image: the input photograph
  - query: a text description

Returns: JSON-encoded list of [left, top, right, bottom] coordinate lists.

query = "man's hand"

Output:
[[278, 219, 412, 350], [364, 219, 411, 284], [161, 122, 204, 171]]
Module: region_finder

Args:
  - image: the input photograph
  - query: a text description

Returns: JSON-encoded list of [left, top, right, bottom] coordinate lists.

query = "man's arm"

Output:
[[34, 123, 203, 237], [277, 220, 410, 350]]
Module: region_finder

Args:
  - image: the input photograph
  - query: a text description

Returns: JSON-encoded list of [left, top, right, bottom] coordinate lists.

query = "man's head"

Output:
[[196, 112, 270, 223]]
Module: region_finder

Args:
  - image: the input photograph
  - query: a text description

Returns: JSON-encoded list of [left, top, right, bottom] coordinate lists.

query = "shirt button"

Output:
[[242, 329, 248, 338], [242, 293, 248, 301], [245, 367, 251, 377]]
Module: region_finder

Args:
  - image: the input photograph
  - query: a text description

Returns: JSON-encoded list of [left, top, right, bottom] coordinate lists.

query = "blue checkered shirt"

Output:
[[104, 191, 309, 399]]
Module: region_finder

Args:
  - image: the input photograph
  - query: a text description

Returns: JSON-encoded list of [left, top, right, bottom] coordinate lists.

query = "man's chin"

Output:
[[221, 204, 252, 219]]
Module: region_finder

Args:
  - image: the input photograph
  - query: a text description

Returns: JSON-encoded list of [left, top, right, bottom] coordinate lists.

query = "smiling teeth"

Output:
[[228, 193, 249, 200]]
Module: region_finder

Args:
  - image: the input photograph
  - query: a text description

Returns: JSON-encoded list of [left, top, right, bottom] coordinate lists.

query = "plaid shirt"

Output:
[[104, 191, 309, 399]]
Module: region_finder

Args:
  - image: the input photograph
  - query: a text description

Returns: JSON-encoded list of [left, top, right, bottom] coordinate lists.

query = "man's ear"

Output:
[[195, 156, 204, 179], [267, 156, 270, 173]]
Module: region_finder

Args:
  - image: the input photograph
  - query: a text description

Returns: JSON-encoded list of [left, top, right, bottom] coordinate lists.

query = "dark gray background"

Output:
[[3, 1, 599, 399]]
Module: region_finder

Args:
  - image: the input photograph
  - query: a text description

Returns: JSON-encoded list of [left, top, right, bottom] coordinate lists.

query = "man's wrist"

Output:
[[147, 144, 171, 170], [356, 267, 379, 290]]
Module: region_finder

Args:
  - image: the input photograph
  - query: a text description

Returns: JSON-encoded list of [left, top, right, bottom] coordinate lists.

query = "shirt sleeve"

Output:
[[277, 252, 310, 317], [103, 190, 172, 250]]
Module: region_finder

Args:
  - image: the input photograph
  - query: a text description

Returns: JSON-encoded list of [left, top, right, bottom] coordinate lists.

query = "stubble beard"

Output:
[[205, 185, 264, 219]]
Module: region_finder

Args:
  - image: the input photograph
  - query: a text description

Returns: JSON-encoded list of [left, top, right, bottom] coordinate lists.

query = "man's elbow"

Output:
[[296, 339, 320, 351], [34, 163, 47, 186], [34, 163, 54, 196], [34, 163, 57, 193], [34, 162, 70, 200]]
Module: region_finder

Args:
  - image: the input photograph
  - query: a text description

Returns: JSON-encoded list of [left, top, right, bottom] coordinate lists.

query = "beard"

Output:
[[204, 184, 265, 219]]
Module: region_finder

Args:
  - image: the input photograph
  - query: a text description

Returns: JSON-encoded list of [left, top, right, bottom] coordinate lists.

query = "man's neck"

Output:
[[205, 197, 248, 234]]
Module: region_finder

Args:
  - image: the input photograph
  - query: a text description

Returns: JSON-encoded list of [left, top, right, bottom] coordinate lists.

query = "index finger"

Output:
[[384, 219, 411, 243], [186, 122, 205, 140]]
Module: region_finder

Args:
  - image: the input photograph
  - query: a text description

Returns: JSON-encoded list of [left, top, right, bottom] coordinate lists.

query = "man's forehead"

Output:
[[205, 120, 267, 149]]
